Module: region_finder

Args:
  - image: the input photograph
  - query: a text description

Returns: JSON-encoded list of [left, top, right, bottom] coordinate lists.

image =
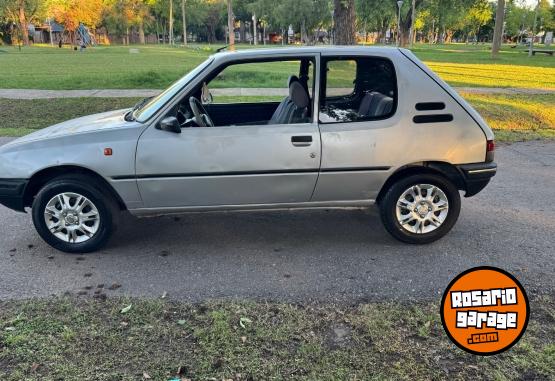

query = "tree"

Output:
[[491, 0, 505, 58], [356, 0, 395, 43], [396, 0, 424, 46], [334, 0, 355, 44], [48, 0, 104, 45], [464, 0, 492, 42], [0, 0, 43, 45]]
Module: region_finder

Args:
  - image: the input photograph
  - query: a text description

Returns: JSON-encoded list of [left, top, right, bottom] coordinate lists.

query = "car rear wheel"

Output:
[[32, 175, 119, 253], [379, 173, 461, 244]]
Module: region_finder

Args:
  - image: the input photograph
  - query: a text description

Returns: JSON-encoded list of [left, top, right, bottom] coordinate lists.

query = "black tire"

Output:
[[32, 174, 120, 253], [379, 173, 461, 244]]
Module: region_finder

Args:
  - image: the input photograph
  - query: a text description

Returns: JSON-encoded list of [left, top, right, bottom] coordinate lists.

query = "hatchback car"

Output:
[[0, 47, 496, 253]]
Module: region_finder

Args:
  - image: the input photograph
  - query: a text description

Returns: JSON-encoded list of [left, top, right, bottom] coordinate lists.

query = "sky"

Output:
[[521, 0, 554, 7]]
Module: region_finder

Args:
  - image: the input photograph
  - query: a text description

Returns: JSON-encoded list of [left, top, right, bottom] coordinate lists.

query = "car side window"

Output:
[[173, 58, 316, 128], [319, 57, 397, 124], [209, 61, 292, 104], [325, 60, 356, 97]]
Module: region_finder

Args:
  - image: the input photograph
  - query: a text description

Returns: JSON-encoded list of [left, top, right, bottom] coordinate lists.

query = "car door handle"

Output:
[[291, 135, 312, 147]]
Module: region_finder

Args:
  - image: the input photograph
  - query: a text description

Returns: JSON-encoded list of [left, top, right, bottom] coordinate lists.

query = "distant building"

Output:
[[31, 19, 64, 44]]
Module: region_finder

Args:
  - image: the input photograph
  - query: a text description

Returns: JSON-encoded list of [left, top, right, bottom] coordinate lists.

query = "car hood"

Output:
[[5, 108, 134, 147]]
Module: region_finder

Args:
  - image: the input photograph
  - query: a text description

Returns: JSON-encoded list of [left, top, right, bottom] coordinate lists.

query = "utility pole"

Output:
[[227, 0, 235, 49], [409, 0, 415, 47], [182, 0, 187, 45], [528, 0, 540, 57], [169, 0, 174, 45]]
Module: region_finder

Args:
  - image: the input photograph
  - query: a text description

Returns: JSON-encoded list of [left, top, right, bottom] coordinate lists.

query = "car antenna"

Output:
[[216, 45, 229, 53]]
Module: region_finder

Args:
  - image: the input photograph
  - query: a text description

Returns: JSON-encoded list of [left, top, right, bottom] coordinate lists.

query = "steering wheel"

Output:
[[189, 96, 214, 127]]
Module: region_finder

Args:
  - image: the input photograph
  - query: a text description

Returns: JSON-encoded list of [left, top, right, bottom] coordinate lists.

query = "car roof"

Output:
[[212, 46, 402, 61]]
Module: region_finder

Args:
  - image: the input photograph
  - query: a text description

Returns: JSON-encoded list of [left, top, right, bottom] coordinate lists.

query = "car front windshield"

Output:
[[133, 57, 214, 122]]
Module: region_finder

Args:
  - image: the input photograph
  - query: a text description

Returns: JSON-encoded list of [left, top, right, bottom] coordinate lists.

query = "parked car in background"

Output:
[[0, 47, 496, 253]]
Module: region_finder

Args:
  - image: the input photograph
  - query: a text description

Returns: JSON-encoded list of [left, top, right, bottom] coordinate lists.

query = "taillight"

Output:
[[486, 140, 494, 162]]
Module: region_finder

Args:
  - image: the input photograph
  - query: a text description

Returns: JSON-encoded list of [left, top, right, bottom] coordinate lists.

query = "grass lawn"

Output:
[[0, 43, 553, 90], [1, 94, 553, 142], [1, 296, 554, 380]]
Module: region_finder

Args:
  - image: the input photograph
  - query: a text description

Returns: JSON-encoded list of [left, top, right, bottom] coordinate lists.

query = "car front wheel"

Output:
[[379, 173, 461, 244], [32, 175, 119, 253]]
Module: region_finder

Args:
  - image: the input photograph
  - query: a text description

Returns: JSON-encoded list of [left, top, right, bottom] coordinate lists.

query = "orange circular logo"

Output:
[[440, 266, 529, 355]]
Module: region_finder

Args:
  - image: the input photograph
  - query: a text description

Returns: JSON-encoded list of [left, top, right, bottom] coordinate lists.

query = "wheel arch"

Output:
[[23, 165, 127, 211], [376, 161, 465, 205]]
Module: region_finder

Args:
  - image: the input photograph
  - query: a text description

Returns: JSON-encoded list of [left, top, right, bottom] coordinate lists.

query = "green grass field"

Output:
[[1, 296, 554, 380], [0, 43, 553, 90]]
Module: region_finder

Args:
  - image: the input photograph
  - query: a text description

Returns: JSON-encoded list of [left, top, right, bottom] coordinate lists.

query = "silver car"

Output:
[[0, 47, 496, 253]]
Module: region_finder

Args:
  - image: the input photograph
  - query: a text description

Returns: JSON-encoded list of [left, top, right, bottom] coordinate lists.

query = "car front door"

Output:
[[135, 123, 320, 209], [134, 56, 321, 209]]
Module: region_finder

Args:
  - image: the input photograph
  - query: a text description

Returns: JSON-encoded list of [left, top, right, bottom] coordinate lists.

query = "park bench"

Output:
[[531, 49, 554, 56]]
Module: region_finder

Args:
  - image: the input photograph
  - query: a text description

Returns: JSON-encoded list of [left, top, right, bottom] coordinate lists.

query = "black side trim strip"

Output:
[[415, 102, 445, 111], [112, 167, 391, 180], [321, 166, 390, 172], [413, 114, 453, 124]]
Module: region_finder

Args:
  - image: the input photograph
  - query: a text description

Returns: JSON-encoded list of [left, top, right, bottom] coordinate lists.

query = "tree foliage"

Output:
[[0, 0, 552, 45]]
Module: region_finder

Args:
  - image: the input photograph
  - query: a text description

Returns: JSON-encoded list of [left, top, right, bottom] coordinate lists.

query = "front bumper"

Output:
[[0, 179, 29, 212], [456, 162, 497, 197]]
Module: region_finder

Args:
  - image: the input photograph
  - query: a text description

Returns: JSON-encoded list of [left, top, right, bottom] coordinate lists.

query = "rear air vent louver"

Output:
[[413, 114, 454, 124], [415, 102, 446, 111]]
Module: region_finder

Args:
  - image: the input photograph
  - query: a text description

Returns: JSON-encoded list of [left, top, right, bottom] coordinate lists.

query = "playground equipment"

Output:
[[76, 23, 95, 46]]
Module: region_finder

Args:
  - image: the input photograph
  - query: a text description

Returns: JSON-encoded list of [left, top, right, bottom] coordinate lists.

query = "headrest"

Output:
[[289, 81, 309, 109], [287, 75, 300, 87]]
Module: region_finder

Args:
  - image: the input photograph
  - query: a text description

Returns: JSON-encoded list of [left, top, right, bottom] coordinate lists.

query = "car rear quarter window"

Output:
[[320, 56, 397, 124]]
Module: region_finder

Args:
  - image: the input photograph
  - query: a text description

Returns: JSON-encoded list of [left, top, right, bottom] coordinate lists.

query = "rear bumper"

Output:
[[0, 179, 28, 212], [456, 162, 497, 197]]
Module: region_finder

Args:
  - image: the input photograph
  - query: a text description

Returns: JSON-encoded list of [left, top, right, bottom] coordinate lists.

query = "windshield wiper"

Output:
[[125, 97, 153, 121]]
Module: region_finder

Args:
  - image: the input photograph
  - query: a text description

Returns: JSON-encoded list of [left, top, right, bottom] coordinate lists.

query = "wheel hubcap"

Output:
[[395, 184, 449, 234], [43, 192, 100, 243]]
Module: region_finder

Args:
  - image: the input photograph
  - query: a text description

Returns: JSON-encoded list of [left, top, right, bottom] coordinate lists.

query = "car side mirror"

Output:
[[157, 116, 181, 133]]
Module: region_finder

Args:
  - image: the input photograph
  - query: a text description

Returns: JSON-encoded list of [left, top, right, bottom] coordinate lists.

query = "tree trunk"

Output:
[[333, 0, 355, 45], [169, 0, 174, 45], [18, 4, 29, 46], [182, 0, 187, 45], [252, 13, 257, 45], [227, 0, 234, 48], [240, 21, 246, 42], [491, 0, 505, 58], [139, 22, 145, 44]]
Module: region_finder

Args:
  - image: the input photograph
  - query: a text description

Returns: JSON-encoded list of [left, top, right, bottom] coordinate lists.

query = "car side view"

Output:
[[0, 47, 497, 253]]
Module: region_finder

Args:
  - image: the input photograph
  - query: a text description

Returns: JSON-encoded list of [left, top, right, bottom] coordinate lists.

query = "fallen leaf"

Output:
[[241, 336, 247, 343], [239, 317, 252, 329], [143, 372, 151, 379], [120, 304, 132, 314], [121, 321, 129, 327], [30, 363, 40, 372], [108, 283, 122, 290], [177, 319, 186, 326]]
